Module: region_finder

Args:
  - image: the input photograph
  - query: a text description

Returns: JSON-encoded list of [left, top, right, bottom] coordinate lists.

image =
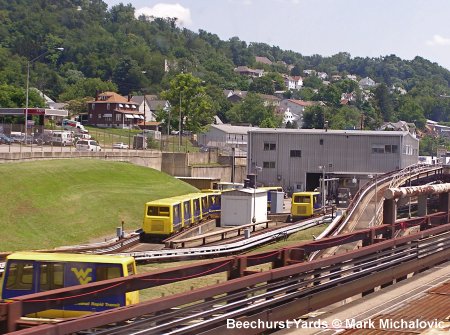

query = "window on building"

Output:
[[385, 145, 398, 153], [116, 114, 122, 122], [320, 139, 324, 145], [372, 144, 385, 154], [107, 103, 110, 110], [263, 161, 275, 169], [403, 145, 413, 155], [264, 143, 276, 151], [91, 103, 95, 110], [89, 114, 92, 119], [290, 150, 302, 157]]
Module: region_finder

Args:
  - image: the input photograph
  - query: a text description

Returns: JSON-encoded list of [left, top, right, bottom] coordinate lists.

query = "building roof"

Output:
[[91, 91, 134, 104], [249, 128, 416, 137], [147, 100, 168, 110], [209, 124, 259, 134], [287, 99, 316, 107], [255, 56, 272, 65]]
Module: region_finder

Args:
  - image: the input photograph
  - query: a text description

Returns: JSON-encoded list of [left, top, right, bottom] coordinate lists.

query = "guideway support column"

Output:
[[417, 195, 427, 217], [383, 198, 396, 239]]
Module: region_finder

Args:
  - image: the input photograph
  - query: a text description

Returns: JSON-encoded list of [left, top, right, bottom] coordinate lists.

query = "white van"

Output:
[[51, 131, 74, 146], [76, 139, 101, 152]]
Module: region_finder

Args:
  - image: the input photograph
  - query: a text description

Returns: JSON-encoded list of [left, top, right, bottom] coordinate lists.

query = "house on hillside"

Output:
[[234, 66, 264, 78], [283, 75, 303, 90], [255, 56, 272, 65], [359, 77, 377, 89], [279, 99, 319, 128], [380, 121, 416, 136], [317, 72, 328, 80], [224, 90, 248, 103], [86, 92, 144, 128]]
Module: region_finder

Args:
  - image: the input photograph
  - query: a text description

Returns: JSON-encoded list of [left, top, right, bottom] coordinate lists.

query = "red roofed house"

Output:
[[87, 92, 144, 128]]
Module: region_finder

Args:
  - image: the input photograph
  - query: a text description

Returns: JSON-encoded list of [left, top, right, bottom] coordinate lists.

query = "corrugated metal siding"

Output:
[[249, 131, 418, 189]]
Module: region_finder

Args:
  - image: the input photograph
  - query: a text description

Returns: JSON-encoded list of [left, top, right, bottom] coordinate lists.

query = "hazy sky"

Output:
[[104, 0, 450, 70]]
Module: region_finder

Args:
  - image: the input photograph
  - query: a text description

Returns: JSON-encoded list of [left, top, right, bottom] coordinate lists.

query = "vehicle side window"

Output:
[[173, 204, 180, 220], [6, 262, 34, 290], [127, 263, 135, 276], [39, 263, 64, 291], [96, 265, 122, 281]]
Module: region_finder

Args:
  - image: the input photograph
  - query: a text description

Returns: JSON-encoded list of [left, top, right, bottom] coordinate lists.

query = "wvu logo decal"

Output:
[[71, 267, 93, 284]]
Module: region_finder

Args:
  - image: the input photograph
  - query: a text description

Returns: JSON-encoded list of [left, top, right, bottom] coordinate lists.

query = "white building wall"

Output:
[[221, 189, 267, 226]]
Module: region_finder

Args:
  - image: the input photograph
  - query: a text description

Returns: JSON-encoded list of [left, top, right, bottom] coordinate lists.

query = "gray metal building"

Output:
[[248, 129, 419, 194]]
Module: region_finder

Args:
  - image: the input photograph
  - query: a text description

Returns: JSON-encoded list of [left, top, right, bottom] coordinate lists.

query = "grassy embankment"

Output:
[[0, 159, 197, 251]]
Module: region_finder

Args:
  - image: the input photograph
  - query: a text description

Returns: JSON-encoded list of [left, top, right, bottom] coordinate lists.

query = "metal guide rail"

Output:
[[0, 215, 330, 276], [120, 215, 330, 261], [2, 221, 449, 335]]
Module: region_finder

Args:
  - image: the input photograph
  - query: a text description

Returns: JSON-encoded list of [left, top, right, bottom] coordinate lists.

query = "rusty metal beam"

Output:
[[384, 183, 450, 199], [6, 223, 450, 335], [3, 220, 450, 334], [196, 249, 450, 335]]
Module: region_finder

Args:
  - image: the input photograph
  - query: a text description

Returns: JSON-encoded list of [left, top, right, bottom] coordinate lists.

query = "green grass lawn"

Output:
[[0, 160, 197, 251]]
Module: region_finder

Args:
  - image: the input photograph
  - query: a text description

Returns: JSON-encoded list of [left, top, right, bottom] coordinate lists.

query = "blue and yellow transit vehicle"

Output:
[[141, 192, 223, 240], [290, 191, 322, 219], [0, 252, 138, 318], [142, 197, 183, 240]]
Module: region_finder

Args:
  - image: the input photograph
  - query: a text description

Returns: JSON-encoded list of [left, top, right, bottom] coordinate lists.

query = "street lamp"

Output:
[[319, 165, 326, 211], [25, 47, 63, 144], [178, 90, 182, 147], [252, 166, 262, 224]]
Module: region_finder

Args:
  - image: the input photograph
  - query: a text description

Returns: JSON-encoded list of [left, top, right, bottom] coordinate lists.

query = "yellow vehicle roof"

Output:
[[293, 191, 320, 196], [145, 197, 183, 206], [6, 252, 134, 264]]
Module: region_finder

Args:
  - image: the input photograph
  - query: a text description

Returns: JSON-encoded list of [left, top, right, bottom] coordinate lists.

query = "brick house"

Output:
[[87, 92, 144, 128]]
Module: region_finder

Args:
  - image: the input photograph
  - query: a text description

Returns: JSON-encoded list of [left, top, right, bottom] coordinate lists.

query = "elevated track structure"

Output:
[[1, 164, 450, 334]]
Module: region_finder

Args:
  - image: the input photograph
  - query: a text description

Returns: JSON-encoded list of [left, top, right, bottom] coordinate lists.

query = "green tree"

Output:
[[373, 83, 395, 121], [317, 84, 341, 106], [59, 78, 117, 101], [65, 97, 91, 118], [249, 76, 275, 95], [225, 92, 281, 127], [302, 105, 328, 129], [396, 96, 426, 129], [330, 106, 361, 129], [303, 76, 324, 89], [160, 73, 214, 134]]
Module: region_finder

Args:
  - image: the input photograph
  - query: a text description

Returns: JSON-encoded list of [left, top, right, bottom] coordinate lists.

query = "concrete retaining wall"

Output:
[[0, 149, 247, 182], [0, 150, 162, 170]]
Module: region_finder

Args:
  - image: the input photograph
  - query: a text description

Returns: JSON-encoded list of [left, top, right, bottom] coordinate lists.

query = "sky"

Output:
[[103, 0, 450, 70]]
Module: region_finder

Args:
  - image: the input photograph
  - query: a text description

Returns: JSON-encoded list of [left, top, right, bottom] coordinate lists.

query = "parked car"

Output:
[[10, 132, 25, 143], [76, 139, 101, 152], [113, 142, 129, 149], [0, 134, 12, 144]]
